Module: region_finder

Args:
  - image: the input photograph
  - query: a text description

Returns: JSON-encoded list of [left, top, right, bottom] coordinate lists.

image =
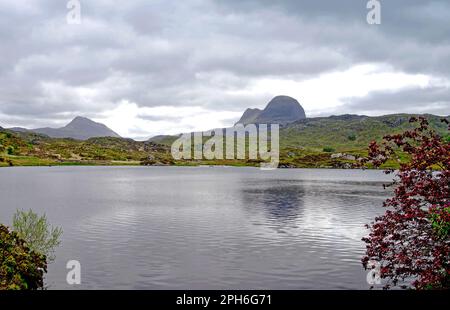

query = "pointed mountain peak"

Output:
[[60, 116, 121, 139], [73, 116, 89, 121], [67, 116, 97, 125]]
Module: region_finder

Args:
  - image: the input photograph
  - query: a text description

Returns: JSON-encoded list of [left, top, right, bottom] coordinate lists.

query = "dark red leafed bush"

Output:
[[361, 117, 450, 289]]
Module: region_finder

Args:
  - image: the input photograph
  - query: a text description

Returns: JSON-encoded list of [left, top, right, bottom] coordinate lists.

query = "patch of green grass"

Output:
[[322, 147, 335, 153], [444, 134, 450, 143], [5, 155, 56, 166]]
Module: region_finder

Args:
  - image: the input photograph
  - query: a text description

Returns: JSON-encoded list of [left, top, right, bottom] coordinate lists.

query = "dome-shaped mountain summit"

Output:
[[236, 95, 306, 125]]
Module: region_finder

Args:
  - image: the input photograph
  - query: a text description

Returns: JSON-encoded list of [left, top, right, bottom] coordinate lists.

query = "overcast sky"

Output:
[[0, 0, 449, 139]]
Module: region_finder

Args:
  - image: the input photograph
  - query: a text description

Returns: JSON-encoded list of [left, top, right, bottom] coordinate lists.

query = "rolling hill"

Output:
[[10, 116, 121, 140]]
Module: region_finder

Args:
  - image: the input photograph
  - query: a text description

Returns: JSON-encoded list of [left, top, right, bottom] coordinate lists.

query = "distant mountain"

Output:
[[236, 95, 306, 125], [9, 116, 120, 140]]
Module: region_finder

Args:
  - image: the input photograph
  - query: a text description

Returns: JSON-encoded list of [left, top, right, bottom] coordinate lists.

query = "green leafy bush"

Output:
[[323, 147, 335, 153], [430, 205, 450, 239], [13, 210, 63, 262], [6, 146, 14, 155], [0, 224, 47, 290], [445, 134, 450, 143], [347, 134, 357, 141]]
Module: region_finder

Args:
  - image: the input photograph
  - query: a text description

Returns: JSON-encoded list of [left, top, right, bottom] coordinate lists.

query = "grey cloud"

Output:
[[216, 0, 450, 76], [342, 86, 450, 116], [0, 0, 449, 132], [137, 114, 183, 122]]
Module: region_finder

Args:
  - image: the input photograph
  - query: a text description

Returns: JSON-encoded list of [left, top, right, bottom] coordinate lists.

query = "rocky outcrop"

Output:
[[331, 153, 357, 161], [236, 108, 262, 125]]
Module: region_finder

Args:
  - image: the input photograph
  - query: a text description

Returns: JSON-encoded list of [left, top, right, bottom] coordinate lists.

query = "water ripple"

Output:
[[0, 166, 392, 289]]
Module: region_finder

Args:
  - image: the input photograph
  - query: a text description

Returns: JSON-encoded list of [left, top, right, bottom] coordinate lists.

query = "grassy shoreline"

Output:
[[6, 113, 447, 170], [0, 154, 401, 169]]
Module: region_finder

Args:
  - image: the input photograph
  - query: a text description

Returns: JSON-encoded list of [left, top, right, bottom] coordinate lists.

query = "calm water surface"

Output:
[[0, 166, 392, 289]]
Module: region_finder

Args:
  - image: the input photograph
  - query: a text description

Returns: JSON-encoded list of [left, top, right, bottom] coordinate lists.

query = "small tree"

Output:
[[13, 210, 63, 263], [0, 224, 47, 290], [348, 134, 357, 141], [361, 117, 450, 289], [6, 146, 14, 155]]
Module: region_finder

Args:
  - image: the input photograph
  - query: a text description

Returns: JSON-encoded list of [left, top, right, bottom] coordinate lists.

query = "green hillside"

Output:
[[0, 130, 173, 167], [1, 114, 448, 168], [280, 114, 449, 151]]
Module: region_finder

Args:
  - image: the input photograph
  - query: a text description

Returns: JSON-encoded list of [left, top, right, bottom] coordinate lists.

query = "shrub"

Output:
[[445, 134, 450, 143], [323, 147, 335, 153], [361, 117, 450, 289], [6, 146, 14, 155], [13, 210, 63, 263], [347, 134, 357, 141], [0, 224, 47, 290], [430, 205, 450, 239]]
